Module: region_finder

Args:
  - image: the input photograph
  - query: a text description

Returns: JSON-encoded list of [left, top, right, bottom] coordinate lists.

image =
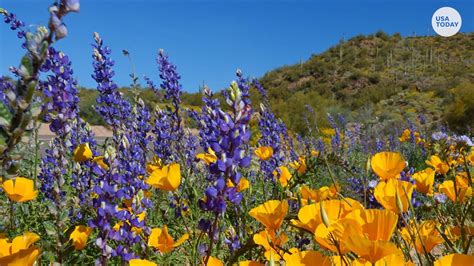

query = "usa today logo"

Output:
[[432, 7, 462, 37]]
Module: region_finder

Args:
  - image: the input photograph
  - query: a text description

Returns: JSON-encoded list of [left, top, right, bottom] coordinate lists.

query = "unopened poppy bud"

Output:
[[320, 201, 330, 227]]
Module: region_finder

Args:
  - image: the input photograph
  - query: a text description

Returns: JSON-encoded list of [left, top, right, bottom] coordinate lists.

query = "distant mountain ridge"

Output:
[[255, 31, 474, 133]]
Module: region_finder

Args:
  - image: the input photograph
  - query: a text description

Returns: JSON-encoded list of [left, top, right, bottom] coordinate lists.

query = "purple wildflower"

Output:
[[89, 33, 149, 262], [196, 73, 252, 260], [254, 80, 286, 180], [2, 10, 26, 39], [432, 131, 448, 141], [151, 50, 185, 163], [0, 77, 14, 106]]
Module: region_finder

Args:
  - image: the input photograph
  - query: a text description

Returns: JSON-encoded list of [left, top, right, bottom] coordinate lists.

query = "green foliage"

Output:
[[255, 32, 474, 134], [443, 81, 474, 132]]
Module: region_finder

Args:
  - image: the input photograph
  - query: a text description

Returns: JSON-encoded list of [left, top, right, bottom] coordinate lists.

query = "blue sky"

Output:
[[1, 0, 473, 92]]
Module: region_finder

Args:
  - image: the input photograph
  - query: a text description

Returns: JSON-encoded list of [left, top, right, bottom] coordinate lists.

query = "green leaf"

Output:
[[20, 55, 33, 78], [43, 221, 57, 237], [0, 102, 12, 121]]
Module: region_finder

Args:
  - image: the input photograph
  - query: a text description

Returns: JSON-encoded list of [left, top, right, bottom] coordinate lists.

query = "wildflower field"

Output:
[[0, 1, 473, 265]]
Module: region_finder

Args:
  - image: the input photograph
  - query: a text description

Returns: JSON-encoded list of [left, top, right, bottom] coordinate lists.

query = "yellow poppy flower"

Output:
[[292, 199, 364, 233], [399, 129, 411, 142], [455, 172, 471, 188], [374, 179, 414, 213], [400, 220, 443, 253], [299, 185, 331, 204], [345, 209, 398, 241], [253, 229, 288, 261], [249, 200, 288, 231], [412, 168, 435, 194], [238, 261, 264, 266], [196, 148, 217, 165], [468, 150, 474, 165], [370, 152, 406, 181], [146, 156, 162, 174], [434, 254, 474, 266], [1, 177, 38, 202], [328, 183, 340, 198], [311, 150, 320, 157], [426, 155, 449, 175], [273, 166, 292, 187], [283, 250, 331, 266], [314, 218, 362, 254], [129, 259, 157, 266], [438, 180, 472, 203], [206, 256, 224, 266], [345, 232, 402, 264], [375, 254, 414, 266], [0, 232, 40, 266], [290, 156, 307, 174], [148, 225, 189, 254], [92, 156, 109, 170], [353, 254, 414, 266], [254, 146, 273, 161], [227, 178, 250, 192], [73, 143, 93, 162], [331, 256, 350, 266], [146, 163, 181, 191], [69, 225, 92, 250]]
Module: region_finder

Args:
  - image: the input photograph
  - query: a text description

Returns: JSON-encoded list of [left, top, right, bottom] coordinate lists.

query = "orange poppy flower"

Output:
[[129, 259, 157, 266], [433, 254, 474, 266], [374, 179, 414, 213], [253, 229, 288, 261], [1, 177, 38, 203], [273, 166, 292, 187], [370, 152, 406, 181], [412, 168, 435, 194], [249, 200, 288, 231], [148, 225, 188, 254], [0, 232, 40, 266], [292, 199, 364, 233], [426, 155, 449, 175], [283, 249, 332, 266], [438, 180, 472, 203], [254, 146, 273, 161], [400, 220, 444, 253], [69, 225, 92, 250], [73, 143, 93, 162], [196, 148, 218, 165], [345, 209, 398, 241], [146, 163, 181, 191]]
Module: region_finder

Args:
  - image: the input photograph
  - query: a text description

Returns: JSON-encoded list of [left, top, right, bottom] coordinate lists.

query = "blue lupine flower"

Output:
[[0, 77, 14, 106], [158, 49, 184, 142], [194, 86, 221, 151], [254, 79, 286, 180], [199, 81, 252, 202], [150, 50, 186, 164], [89, 32, 149, 261], [2, 10, 25, 39], [375, 138, 385, 152], [281, 123, 298, 161], [432, 131, 448, 141], [407, 118, 418, 145], [327, 113, 342, 152], [38, 48, 81, 201], [196, 73, 252, 259], [143, 75, 158, 92]]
